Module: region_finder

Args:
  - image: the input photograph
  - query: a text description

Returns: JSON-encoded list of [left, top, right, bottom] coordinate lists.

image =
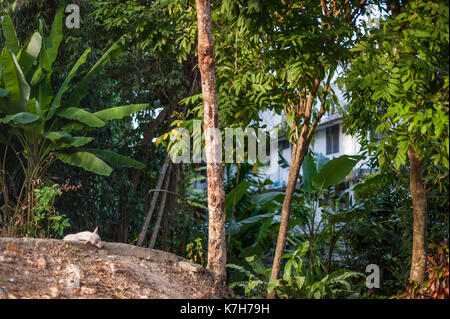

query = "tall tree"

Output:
[[183, 1, 373, 297], [342, 0, 449, 283], [265, 0, 371, 298], [195, 0, 227, 290]]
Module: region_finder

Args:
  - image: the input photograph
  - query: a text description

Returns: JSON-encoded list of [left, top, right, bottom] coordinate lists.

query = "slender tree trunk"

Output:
[[195, 0, 227, 290], [131, 103, 178, 192], [149, 163, 172, 249], [227, 163, 241, 247], [267, 78, 328, 299], [137, 156, 170, 246], [267, 138, 308, 299], [408, 145, 427, 283], [161, 164, 180, 251]]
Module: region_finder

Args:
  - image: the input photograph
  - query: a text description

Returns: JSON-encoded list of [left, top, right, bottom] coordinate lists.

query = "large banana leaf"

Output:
[[47, 48, 91, 120], [1, 15, 20, 55], [229, 212, 277, 235], [312, 155, 360, 190], [37, 19, 52, 73], [54, 151, 113, 176], [0, 49, 30, 114], [27, 1, 63, 113], [84, 149, 145, 169], [45, 1, 64, 66], [42, 130, 73, 142], [67, 137, 94, 147], [29, 18, 54, 115], [56, 107, 105, 128], [302, 152, 329, 192], [65, 41, 122, 107], [43, 131, 94, 148], [226, 182, 251, 216], [253, 191, 285, 205], [23, 98, 44, 141], [17, 32, 42, 77], [352, 174, 383, 193], [314, 152, 330, 172], [0, 86, 8, 95], [32, 71, 53, 113], [94, 104, 149, 121], [302, 153, 316, 193], [0, 112, 40, 124]]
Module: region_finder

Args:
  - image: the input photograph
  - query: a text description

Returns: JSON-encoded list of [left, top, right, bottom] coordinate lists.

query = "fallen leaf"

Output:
[[114, 292, 127, 299], [37, 257, 47, 269]]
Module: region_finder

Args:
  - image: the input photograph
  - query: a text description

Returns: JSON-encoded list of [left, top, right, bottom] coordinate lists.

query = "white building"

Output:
[[259, 110, 364, 189], [190, 109, 368, 192]]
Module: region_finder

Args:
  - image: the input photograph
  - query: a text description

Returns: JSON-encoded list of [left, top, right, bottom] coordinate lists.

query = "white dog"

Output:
[[63, 226, 104, 249]]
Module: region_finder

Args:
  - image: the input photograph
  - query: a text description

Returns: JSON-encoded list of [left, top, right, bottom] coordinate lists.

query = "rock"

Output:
[[176, 261, 204, 273], [0, 255, 13, 263], [37, 257, 47, 269], [108, 262, 117, 273], [64, 264, 83, 289], [50, 287, 60, 298], [80, 287, 96, 296]]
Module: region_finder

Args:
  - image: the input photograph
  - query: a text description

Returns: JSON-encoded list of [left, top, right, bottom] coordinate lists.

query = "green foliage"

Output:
[[342, 164, 449, 297], [0, 7, 146, 179], [396, 241, 449, 299], [0, 5, 147, 236], [312, 155, 360, 190], [343, 1, 449, 175], [229, 241, 362, 299], [31, 184, 71, 238], [186, 237, 206, 266], [271, 241, 362, 299], [340, 1, 449, 296], [0, 1, 447, 301]]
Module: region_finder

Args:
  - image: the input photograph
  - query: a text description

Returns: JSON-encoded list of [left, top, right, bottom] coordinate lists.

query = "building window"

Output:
[[279, 139, 290, 151], [326, 124, 339, 155]]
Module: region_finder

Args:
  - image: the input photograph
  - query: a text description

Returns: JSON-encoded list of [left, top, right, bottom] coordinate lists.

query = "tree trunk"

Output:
[[137, 156, 170, 246], [227, 163, 241, 247], [149, 163, 172, 249], [267, 79, 326, 299], [195, 0, 227, 290], [408, 145, 427, 283], [131, 103, 178, 192], [267, 137, 308, 299], [161, 164, 180, 251]]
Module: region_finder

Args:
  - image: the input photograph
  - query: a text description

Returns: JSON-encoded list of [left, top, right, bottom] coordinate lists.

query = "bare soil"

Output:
[[0, 241, 221, 299]]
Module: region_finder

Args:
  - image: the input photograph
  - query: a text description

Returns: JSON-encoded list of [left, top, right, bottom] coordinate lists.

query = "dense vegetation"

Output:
[[0, 0, 448, 299]]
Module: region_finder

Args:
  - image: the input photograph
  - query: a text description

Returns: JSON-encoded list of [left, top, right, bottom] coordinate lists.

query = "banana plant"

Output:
[[267, 241, 363, 299], [294, 152, 365, 273], [228, 241, 362, 298], [0, 5, 147, 221]]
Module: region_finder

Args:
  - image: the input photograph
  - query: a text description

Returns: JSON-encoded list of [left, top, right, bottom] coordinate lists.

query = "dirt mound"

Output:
[[0, 238, 221, 299]]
